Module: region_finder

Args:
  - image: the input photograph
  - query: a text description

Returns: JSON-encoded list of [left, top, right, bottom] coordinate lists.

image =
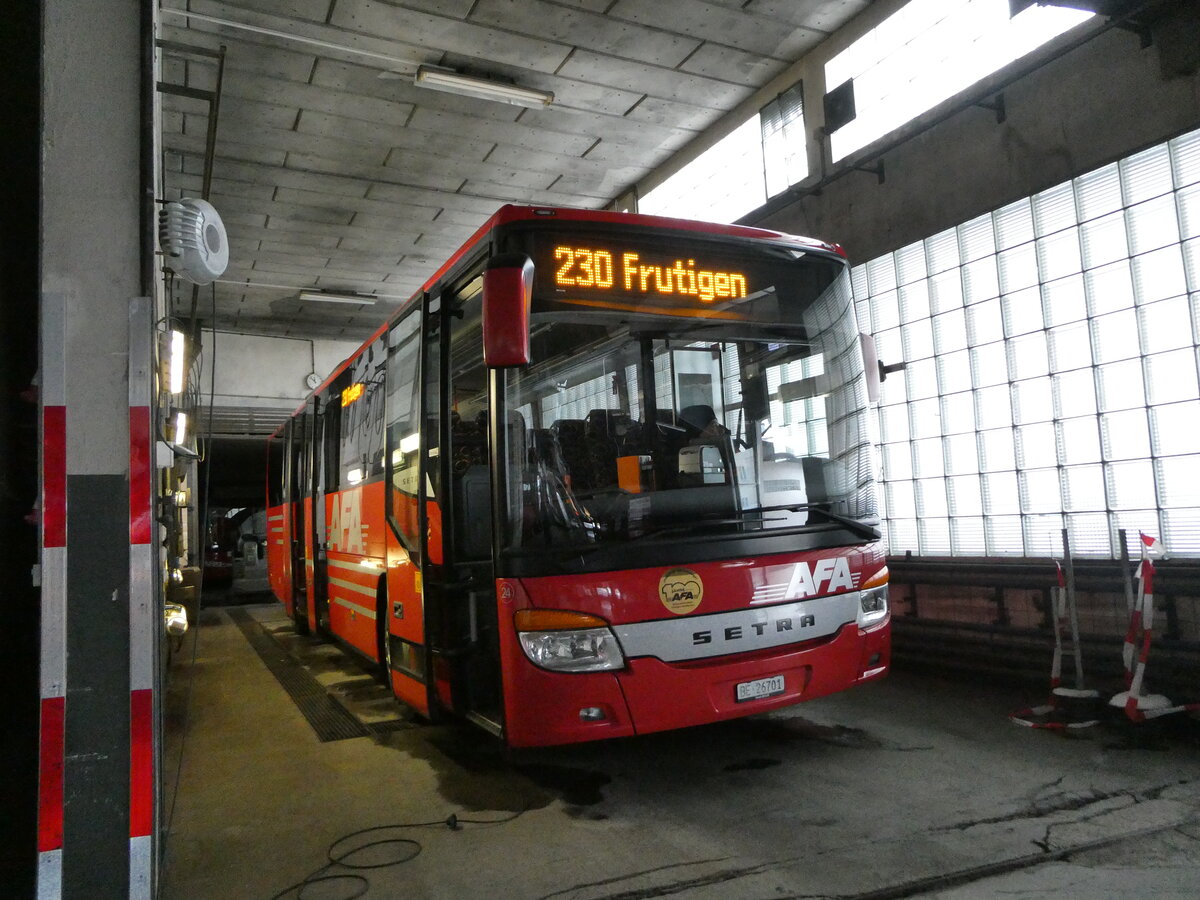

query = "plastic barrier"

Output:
[[1109, 534, 1200, 722]]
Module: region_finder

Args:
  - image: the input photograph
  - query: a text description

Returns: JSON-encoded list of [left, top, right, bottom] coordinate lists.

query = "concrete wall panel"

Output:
[[198, 331, 361, 410]]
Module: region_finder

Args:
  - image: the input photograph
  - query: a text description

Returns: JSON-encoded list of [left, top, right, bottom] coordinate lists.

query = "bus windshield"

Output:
[[499, 248, 878, 567]]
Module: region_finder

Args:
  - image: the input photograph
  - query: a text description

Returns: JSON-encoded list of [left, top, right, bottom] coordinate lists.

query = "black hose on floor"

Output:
[[268, 808, 528, 900]]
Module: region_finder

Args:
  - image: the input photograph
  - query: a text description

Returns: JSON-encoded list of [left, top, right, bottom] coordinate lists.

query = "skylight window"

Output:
[[825, 0, 1093, 162], [760, 81, 808, 198], [638, 115, 766, 224]]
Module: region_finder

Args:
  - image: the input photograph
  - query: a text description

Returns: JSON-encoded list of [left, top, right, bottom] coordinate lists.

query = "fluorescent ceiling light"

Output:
[[298, 290, 378, 305], [414, 65, 553, 108]]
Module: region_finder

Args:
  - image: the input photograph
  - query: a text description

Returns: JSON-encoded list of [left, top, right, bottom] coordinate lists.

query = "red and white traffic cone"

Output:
[[1010, 560, 1098, 730], [1109, 533, 1199, 722]]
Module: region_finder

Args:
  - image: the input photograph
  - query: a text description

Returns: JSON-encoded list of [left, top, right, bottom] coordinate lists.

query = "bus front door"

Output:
[[310, 394, 333, 635], [300, 400, 319, 633], [287, 413, 310, 632], [425, 282, 504, 735]]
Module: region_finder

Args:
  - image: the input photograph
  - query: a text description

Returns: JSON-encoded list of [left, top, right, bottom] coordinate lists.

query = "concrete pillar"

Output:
[[38, 1, 159, 898], [1, 2, 43, 895]]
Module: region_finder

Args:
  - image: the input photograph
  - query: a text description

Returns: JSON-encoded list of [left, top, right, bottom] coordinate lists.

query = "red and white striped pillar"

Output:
[[39, 2, 160, 897], [37, 291, 68, 899], [128, 296, 158, 899]]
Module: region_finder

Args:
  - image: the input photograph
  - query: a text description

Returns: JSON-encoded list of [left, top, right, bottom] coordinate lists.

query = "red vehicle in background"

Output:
[[202, 516, 239, 587], [267, 205, 889, 747]]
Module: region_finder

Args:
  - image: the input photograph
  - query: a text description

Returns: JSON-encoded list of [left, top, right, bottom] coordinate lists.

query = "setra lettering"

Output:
[[691, 614, 817, 646]]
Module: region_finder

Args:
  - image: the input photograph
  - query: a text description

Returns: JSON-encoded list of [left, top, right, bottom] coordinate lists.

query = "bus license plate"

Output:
[[736, 674, 785, 702]]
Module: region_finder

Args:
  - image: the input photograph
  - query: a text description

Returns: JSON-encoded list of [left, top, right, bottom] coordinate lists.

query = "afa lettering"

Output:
[[328, 488, 367, 554]]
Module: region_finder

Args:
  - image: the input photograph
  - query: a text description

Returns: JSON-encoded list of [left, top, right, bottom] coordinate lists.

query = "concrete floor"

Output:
[[161, 597, 1200, 899]]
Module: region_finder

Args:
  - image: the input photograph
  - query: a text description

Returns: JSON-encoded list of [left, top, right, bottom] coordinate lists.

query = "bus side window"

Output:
[[385, 310, 422, 551], [267, 434, 284, 507], [334, 338, 386, 486]]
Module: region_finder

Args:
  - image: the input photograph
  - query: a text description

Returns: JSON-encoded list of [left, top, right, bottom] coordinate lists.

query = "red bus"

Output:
[[266, 205, 890, 748]]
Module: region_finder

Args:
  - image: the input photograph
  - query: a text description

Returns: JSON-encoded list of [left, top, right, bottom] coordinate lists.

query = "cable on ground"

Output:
[[268, 808, 527, 900]]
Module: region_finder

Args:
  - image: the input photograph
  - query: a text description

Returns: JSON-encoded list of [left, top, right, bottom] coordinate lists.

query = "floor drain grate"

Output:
[[227, 607, 378, 743]]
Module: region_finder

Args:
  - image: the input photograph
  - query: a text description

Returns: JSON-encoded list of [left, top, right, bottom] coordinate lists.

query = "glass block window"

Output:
[[857, 124, 1200, 557], [825, 0, 1092, 162]]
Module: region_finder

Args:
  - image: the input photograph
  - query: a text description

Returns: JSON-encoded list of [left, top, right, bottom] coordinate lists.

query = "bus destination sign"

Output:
[[523, 228, 843, 328], [547, 242, 753, 315]]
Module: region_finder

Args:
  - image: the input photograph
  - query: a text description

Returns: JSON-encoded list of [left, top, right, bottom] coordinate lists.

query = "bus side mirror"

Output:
[[859, 332, 906, 404], [483, 253, 534, 367], [860, 333, 881, 403]]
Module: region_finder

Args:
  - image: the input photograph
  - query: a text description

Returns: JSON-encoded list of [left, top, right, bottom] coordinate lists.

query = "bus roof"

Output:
[[274, 205, 845, 431]]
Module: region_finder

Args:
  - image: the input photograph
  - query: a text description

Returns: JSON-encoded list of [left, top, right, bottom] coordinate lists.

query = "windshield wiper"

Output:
[[630, 504, 879, 543], [631, 515, 788, 542], [753, 503, 879, 542], [531, 503, 879, 556]]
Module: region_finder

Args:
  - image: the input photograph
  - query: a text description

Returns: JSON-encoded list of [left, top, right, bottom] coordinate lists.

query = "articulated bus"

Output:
[[266, 205, 890, 748]]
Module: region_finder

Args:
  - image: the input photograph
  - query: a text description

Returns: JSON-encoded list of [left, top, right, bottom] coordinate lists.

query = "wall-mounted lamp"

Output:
[[414, 65, 554, 108], [173, 411, 188, 446], [298, 290, 378, 305], [168, 329, 187, 395]]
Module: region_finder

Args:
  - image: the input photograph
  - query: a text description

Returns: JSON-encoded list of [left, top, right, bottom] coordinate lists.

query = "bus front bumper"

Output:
[[502, 617, 889, 748]]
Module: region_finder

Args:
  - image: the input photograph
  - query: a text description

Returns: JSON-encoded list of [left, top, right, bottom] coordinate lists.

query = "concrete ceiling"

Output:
[[159, 0, 871, 341]]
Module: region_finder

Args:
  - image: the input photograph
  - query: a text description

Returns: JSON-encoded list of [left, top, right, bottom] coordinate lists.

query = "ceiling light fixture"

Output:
[[414, 65, 553, 108], [298, 290, 378, 305], [160, 8, 426, 71]]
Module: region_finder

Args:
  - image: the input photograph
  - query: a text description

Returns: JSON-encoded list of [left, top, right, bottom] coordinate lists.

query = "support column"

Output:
[[39, 2, 158, 897]]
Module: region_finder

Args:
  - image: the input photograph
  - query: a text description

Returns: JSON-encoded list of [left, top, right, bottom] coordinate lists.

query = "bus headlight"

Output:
[[515, 609, 625, 673], [858, 584, 889, 627]]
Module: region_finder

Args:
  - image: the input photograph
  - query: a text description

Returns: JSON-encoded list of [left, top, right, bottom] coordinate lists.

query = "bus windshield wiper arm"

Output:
[[633, 516, 781, 541], [733, 503, 880, 541], [762, 503, 879, 542]]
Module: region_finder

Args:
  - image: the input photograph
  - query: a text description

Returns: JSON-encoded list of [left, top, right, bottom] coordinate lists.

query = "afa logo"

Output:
[[328, 488, 367, 554], [659, 567, 703, 615]]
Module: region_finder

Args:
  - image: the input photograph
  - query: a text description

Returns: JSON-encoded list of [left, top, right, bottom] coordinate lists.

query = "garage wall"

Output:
[[737, 5, 1200, 670], [197, 330, 361, 414], [752, 8, 1200, 270]]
